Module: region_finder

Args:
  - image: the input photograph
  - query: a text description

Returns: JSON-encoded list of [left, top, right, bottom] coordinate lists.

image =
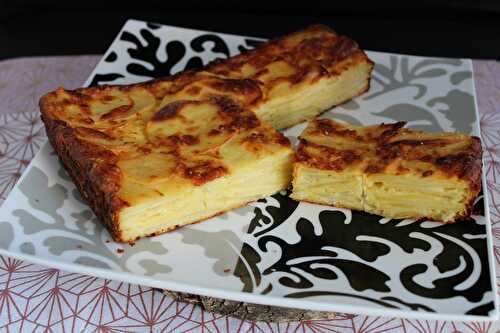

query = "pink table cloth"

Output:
[[0, 56, 498, 332]]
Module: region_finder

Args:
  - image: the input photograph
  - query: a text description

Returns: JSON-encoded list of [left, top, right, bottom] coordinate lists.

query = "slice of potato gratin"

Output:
[[41, 86, 293, 242], [39, 25, 373, 242], [291, 119, 482, 222]]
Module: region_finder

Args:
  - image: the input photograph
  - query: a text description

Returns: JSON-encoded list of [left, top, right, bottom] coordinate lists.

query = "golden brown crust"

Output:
[[299, 119, 481, 181], [296, 140, 362, 171], [40, 97, 128, 241], [151, 100, 193, 121], [176, 159, 228, 186], [205, 25, 373, 96]]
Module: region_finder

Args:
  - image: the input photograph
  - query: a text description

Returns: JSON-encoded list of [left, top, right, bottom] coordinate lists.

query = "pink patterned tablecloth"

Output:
[[0, 56, 499, 332]]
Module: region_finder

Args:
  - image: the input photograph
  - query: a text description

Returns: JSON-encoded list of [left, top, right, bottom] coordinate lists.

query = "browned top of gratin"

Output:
[[296, 118, 482, 184]]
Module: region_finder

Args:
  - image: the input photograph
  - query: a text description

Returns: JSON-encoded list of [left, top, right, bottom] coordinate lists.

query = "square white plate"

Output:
[[0, 19, 497, 321]]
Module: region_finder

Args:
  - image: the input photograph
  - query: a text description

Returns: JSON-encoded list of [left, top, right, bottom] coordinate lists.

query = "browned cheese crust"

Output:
[[40, 107, 127, 239], [205, 24, 373, 91]]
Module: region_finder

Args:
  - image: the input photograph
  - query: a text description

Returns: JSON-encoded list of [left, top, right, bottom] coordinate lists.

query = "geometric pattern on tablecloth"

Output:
[[0, 56, 498, 332]]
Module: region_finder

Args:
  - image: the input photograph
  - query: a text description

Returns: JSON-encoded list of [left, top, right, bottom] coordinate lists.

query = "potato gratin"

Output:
[[40, 25, 373, 242], [291, 119, 482, 223]]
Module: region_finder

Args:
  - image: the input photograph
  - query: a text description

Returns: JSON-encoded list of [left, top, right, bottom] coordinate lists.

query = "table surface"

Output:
[[0, 55, 499, 332]]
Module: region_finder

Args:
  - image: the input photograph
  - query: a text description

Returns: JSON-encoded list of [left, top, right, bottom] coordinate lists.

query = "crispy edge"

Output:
[[40, 93, 129, 242], [449, 136, 483, 221]]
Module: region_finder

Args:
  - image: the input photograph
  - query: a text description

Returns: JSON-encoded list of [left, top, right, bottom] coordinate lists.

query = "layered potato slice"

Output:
[[291, 119, 483, 222], [41, 84, 292, 242]]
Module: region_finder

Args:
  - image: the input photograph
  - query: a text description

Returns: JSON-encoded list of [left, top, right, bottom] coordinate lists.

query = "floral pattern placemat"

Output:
[[0, 55, 498, 332]]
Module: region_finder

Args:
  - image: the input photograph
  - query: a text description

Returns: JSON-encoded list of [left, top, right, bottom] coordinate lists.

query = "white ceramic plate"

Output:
[[0, 19, 497, 321]]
